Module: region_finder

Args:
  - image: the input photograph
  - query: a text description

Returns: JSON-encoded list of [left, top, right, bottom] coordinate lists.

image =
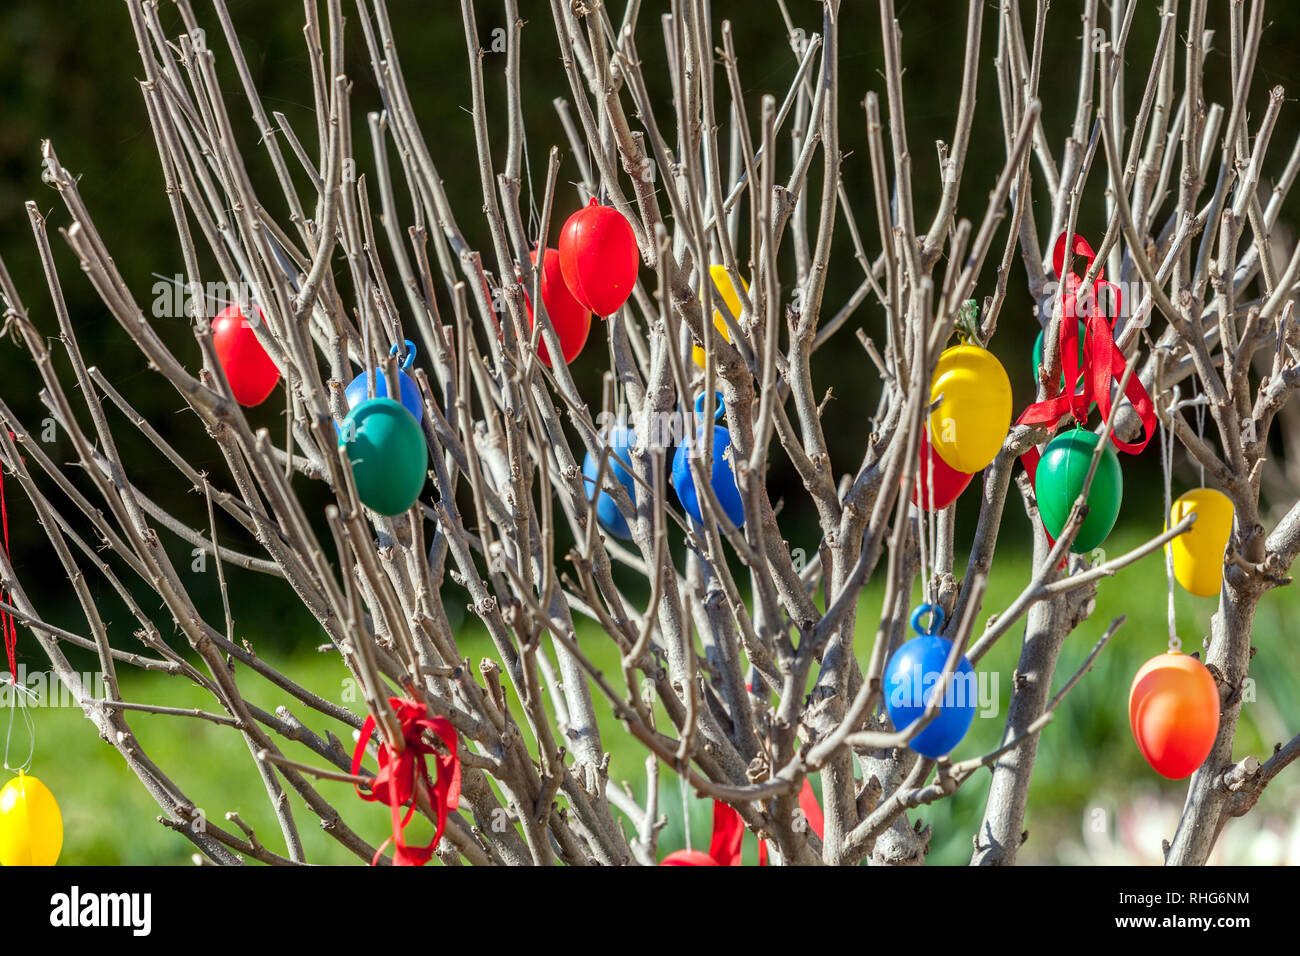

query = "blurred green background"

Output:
[[0, 1, 1298, 864]]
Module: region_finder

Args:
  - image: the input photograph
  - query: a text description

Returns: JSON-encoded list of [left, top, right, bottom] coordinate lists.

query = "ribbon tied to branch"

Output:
[[1016, 232, 1156, 483], [352, 695, 461, 867]]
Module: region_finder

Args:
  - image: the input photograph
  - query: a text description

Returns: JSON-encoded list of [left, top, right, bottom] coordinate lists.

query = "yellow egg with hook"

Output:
[[0, 772, 63, 866], [692, 265, 749, 368], [1167, 488, 1233, 597], [928, 343, 1013, 473]]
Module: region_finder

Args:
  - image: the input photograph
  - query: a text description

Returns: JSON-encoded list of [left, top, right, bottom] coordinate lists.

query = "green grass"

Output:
[[15, 529, 1300, 865]]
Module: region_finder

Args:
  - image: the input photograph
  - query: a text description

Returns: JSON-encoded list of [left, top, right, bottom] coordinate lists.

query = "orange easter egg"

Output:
[[1128, 652, 1220, 780]]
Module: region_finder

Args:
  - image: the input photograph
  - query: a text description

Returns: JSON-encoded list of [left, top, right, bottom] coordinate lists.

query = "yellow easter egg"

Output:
[[928, 344, 1013, 473], [0, 773, 63, 866], [692, 265, 748, 368], [1167, 488, 1233, 597]]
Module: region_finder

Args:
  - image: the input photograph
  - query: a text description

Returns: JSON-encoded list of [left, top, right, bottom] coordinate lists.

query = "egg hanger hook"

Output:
[[909, 603, 945, 637], [955, 299, 983, 347], [391, 340, 417, 371], [694, 390, 725, 422]]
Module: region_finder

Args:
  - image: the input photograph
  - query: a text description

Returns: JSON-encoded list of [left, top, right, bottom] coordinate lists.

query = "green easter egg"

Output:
[[339, 398, 428, 516], [1034, 426, 1122, 553]]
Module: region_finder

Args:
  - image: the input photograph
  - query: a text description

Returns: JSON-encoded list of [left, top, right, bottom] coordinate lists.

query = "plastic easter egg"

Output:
[[692, 265, 748, 368], [558, 199, 639, 317], [1167, 488, 1233, 598], [1032, 319, 1087, 389], [1034, 427, 1122, 553], [928, 343, 1012, 473], [581, 427, 638, 539], [672, 425, 745, 529], [344, 341, 424, 424], [1129, 651, 1220, 779], [212, 304, 280, 406], [338, 398, 428, 516], [884, 633, 976, 759], [0, 773, 63, 866], [527, 248, 591, 366], [910, 428, 974, 511]]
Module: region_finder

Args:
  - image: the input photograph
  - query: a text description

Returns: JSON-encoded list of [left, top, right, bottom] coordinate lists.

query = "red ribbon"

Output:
[[1017, 234, 1156, 485], [352, 696, 461, 867], [660, 781, 824, 866]]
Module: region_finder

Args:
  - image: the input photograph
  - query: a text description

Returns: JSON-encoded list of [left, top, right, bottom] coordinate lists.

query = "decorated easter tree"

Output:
[[0, 0, 1297, 867]]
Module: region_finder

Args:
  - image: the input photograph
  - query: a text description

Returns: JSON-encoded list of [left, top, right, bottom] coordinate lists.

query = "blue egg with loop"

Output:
[[582, 426, 639, 540], [672, 392, 744, 530], [344, 340, 423, 424], [883, 602, 976, 759], [909, 603, 944, 636], [695, 390, 725, 422]]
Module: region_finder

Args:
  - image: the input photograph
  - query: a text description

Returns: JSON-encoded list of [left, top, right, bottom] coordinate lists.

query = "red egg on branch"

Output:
[[558, 199, 639, 317], [910, 428, 974, 511], [212, 304, 280, 406], [527, 247, 591, 366]]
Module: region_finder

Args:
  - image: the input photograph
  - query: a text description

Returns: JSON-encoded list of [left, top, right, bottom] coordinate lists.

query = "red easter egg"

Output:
[[212, 305, 280, 406], [910, 428, 974, 511], [527, 248, 591, 366], [658, 849, 720, 866], [1128, 651, 1220, 780], [558, 199, 639, 317]]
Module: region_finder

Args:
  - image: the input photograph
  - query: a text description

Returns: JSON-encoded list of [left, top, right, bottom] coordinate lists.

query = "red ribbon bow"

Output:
[[1017, 233, 1156, 485], [352, 696, 461, 867], [659, 781, 824, 866]]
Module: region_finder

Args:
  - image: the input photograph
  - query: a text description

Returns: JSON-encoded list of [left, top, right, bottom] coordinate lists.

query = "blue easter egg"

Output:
[[344, 341, 423, 424], [581, 427, 638, 539], [883, 634, 976, 758], [671, 425, 745, 529]]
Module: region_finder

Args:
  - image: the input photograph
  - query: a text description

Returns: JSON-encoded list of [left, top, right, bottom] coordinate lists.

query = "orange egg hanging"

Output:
[[1128, 651, 1220, 780]]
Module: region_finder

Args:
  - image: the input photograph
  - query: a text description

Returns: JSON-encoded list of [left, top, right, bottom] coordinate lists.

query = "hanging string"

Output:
[[928, 444, 939, 603], [606, 328, 623, 434], [522, 131, 541, 245], [1194, 371, 1207, 487], [1160, 385, 1181, 653], [679, 771, 692, 853], [361, 278, 376, 400], [0, 443, 38, 773], [1, 455, 16, 683], [3, 687, 35, 775], [915, 464, 932, 607]]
